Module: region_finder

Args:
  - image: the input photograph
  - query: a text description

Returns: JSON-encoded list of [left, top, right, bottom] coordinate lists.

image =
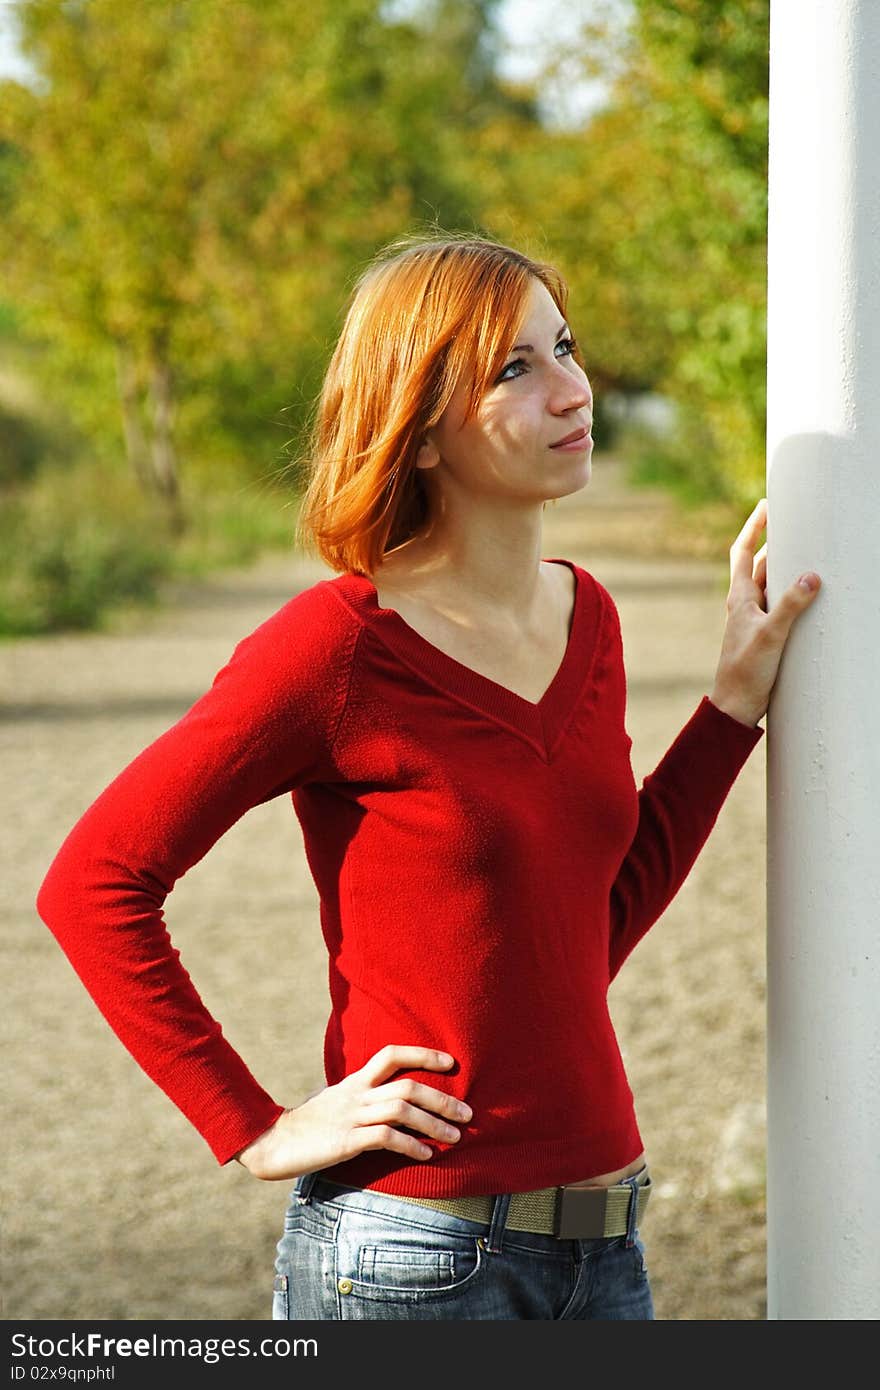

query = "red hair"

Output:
[[295, 232, 575, 576]]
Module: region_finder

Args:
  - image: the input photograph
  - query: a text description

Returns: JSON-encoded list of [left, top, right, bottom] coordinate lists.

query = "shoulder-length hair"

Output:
[[295, 232, 575, 576]]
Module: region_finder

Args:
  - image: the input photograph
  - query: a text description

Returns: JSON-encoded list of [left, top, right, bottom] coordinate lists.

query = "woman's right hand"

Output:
[[234, 1045, 472, 1181]]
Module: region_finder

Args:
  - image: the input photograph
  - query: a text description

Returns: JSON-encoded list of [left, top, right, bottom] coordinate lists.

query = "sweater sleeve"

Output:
[[606, 631, 765, 983], [35, 580, 359, 1165]]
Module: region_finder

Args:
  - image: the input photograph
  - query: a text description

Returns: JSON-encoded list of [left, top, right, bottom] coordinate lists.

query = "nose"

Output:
[[550, 361, 592, 416]]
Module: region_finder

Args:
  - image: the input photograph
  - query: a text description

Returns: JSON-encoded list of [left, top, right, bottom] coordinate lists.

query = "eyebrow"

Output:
[[509, 322, 571, 355]]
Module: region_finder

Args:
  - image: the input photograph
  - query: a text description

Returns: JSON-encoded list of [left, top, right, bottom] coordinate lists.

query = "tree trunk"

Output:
[[114, 340, 153, 493], [148, 345, 185, 533]]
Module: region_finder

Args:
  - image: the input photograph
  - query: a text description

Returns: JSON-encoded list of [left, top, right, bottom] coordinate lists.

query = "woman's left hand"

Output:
[[709, 497, 822, 728]]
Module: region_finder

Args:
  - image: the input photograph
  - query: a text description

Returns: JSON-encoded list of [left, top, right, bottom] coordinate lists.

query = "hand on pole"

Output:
[[709, 497, 821, 727]]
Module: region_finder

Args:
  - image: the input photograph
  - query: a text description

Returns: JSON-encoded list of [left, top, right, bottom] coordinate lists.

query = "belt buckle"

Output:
[[553, 1183, 608, 1240]]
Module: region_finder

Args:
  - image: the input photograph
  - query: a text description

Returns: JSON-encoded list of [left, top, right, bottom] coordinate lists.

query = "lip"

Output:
[[549, 425, 593, 450]]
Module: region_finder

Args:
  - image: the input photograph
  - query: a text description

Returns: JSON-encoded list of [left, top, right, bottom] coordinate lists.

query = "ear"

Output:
[[415, 435, 440, 471]]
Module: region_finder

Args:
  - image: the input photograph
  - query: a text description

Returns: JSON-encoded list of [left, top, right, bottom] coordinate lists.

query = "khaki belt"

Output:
[[364, 1166, 652, 1240]]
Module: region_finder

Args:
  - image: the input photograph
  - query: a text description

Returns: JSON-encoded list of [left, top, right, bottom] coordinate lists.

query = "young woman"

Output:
[[37, 234, 821, 1321]]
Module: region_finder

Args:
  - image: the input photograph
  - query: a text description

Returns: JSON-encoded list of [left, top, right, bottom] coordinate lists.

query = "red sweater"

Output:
[[36, 559, 764, 1197]]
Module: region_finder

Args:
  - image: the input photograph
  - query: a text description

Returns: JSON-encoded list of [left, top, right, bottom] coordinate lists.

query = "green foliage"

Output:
[[481, 0, 769, 501], [0, 465, 166, 635], [0, 0, 522, 480], [168, 475, 301, 578], [0, 399, 52, 484], [0, 455, 299, 636], [0, 0, 772, 634], [585, 0, 770, 499]]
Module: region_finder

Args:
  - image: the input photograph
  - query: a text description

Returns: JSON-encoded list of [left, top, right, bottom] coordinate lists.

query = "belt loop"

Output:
[[484, 1193, 512, 1254], [623, 1176, 640, 1248], [294, 1171, 318, 1205]]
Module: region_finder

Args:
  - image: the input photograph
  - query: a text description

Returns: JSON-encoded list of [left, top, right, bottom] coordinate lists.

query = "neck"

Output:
[[378, 493, 551, 617]]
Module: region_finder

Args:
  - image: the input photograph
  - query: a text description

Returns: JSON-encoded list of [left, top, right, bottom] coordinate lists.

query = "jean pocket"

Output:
[[342, 1232, 485, 1306]]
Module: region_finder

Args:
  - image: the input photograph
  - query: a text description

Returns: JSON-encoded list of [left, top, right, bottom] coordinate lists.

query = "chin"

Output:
[[547, 461, 591, 502]]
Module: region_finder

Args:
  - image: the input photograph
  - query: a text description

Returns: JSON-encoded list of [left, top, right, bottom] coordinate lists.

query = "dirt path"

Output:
[[1, 456, 767, 1321]]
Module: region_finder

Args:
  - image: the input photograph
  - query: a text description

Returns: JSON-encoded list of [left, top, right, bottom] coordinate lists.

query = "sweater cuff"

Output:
[[703, 694, 765, 737], [697, 693, 765, 766], [165, 1048, 289, 1165], [211, 1098, 288, 1166]]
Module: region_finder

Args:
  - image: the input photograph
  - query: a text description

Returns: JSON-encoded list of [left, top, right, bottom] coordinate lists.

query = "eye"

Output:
[[495, 357, 527, 383], [493, 336, 580, 385]]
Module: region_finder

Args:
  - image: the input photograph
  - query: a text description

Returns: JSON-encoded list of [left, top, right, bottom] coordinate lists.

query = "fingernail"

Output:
[[798, 573, 819, 591]]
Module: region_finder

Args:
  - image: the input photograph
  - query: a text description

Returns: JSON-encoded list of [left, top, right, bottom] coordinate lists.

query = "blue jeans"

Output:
[[272, 1172, 654, 1320]]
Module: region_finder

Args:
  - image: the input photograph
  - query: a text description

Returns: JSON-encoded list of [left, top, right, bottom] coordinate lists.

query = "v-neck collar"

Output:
[[329, 558, 609, 762]]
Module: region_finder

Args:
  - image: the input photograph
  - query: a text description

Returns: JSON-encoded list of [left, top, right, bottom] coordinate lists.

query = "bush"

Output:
[[0, 401, 53, 486], [0, 493, 166, 637], [170, 470, 299, 577], [0, 457, 300, 637]]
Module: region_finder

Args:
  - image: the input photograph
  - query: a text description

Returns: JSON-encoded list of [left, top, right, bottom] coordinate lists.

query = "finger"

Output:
[[753, 546, 767, 589], [359, 1097, 462, 1143], [730, 497, 768, 586], [379, 1079, 472, 1120], [765, 571, 822, 632], [359, 1044, 455, 1086], [357, 1123, 435, 1161]]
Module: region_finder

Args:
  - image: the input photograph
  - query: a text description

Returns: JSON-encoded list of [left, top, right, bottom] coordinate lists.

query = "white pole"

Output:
[[766, 0, 880, 1320]]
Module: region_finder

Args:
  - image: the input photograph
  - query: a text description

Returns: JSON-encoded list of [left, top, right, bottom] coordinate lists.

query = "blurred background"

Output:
[[0, 0, 769, 636], [2, 1, 773, 1321]]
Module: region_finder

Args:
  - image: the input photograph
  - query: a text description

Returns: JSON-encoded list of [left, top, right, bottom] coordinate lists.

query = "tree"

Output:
[[0, 0, 530, 527], [480, 0, 770, 501], [590, 0, 771, 498]]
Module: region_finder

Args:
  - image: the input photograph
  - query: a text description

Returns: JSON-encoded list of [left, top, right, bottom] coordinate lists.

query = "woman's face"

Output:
[[418, 277, 593, 505]]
